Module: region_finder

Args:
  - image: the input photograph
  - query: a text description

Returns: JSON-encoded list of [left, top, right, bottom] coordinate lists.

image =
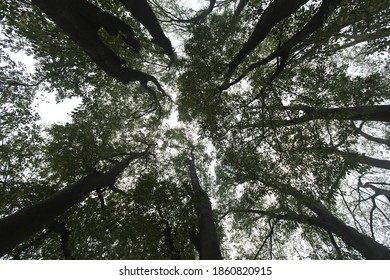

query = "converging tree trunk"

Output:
[[186, 157, 223, 260], [228, 0, 309, 72], [284, 105, 390, 123], [32, 0, 167, 87], [305, 201, 390, 259], [119, 0, 174, 59], [0, 150, 149, 257], [281, 184, 390, 259], [351, 122, 390, 147]]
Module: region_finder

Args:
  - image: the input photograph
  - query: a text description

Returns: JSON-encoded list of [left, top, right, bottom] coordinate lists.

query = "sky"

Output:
[[3, 0, 210, 126], [8, 50, 81, 124]]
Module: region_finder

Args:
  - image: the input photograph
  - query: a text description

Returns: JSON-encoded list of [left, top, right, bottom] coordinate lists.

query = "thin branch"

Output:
[[327, 230, 343, 259], [48, 221, 72, 259], [12, 230, 51, 259], [253, 219, 278, 260], [96, 188, 106, 209], [369, 198, 376, 240], [108, 184, 128, 196]]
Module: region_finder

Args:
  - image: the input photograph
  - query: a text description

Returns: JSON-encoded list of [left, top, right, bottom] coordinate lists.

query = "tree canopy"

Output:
[[0, 0, 389, 260]]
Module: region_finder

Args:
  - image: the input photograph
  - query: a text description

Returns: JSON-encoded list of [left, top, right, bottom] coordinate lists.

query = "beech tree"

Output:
[[0, 0, 389, 259]]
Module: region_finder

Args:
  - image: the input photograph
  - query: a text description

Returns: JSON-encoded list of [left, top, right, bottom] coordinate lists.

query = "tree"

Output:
[[0, 0, 389, 259], [0, 148, 151, 256]]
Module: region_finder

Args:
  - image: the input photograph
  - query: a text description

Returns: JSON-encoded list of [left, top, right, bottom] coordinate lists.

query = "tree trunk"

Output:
[[305, 201, 390, 259], [265, 105, 390, 127], [228, 0, 309, 72], [277, 182, 390, 259], [32, 0, 162, 85], [336, 150, 390, 170], [292, 105, 390, 122], [357, 154, 390, 170], [351, 122, 390, 146], [0, 151, 148, 257], [186, 158, 223, 260], [119, 0, 174, 60]]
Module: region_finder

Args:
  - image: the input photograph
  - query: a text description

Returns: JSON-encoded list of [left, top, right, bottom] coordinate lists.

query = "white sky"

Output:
[[34, 93, 81, 124], [4, 0, 208, 126], [8, 50, 81, 124]]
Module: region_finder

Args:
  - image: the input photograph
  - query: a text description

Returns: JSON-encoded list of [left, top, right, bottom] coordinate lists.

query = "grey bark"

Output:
[[0, 150, 148, 257], [186, 158, 223, 260]]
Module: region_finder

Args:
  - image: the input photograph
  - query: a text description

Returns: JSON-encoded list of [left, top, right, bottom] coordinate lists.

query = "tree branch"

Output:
[[48, 221, 72, 259], [228, 0, 309, 72], [327, 230, 343, 259], [350, 122, 390, 147], [253, 219, 278, 260]]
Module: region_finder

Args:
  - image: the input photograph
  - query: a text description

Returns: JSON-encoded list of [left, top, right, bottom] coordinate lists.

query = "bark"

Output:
[[305, 201, 390, 259], [0, 150, 149, 257], [186, 158, 222, 260], [219, 204, 390, 259], [356, 154, 390, 170], [119, 0, 174, 60], [323, 148, 390, 171], [362, 184, 390, 202], [163, 220, 181, 260], [233, 0, 250, 18], [351, 122, 390, 147], [228, 0, 309, 72], [247, 0, 342, 78], [32, 0, 162, 85], [255, 179, 390, 259], [48, 221, 72, 259], [272, 105, 390, 127], [174, 0, 216, 23], [269, 0, 341, 60]]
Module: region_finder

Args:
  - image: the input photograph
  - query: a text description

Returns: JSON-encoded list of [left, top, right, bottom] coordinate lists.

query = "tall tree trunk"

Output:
[[285, 105, 390, 123], [119, 0, 174, 60], [228, 0, 309, 72], [256, 105, 390, 128], [305, 201, 390, 259], [186, 158, 223, 260], [335, 150, 390, 171], [32, 0, 164, 86], [356, 154, 390, 170], [0, 150, 148, 257], [350, 122, 390, 147], [270, 181, 390, 259]]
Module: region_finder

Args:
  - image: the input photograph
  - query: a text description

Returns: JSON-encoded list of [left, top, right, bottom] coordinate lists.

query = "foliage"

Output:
[[0, 0, 389, 259]]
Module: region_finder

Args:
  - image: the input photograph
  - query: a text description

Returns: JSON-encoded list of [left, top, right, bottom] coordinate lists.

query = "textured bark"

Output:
[[228, 0, 309, 72], [305, 201, 390, 259], [0, 151, 148, 257], [32, 0, 162, 85], [120, 0, 174, 60], [186, 158, 222, 260]]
